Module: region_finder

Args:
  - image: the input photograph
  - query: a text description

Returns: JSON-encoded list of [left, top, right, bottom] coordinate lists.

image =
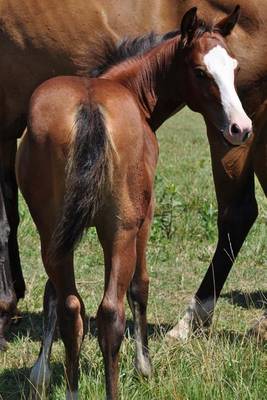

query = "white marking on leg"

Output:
[[29, 353, 52, 400], [167, 297, 215, 341], [30, 298, 57, 399], [203, 45, 252, 144], [133, 301, 151, 377], [66, 390, 78, 400]]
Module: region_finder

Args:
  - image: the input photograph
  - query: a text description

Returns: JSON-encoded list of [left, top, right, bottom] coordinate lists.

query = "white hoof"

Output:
[[247, 313, 267, 342], [29, 357, 51, 400], [166, 318, 191, 342], [66, 390, 78, 399], [135, 355, 152, 378], [166, 297, 214, 342]]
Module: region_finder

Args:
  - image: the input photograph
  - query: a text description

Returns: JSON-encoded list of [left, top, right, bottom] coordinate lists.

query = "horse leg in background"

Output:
[[97, 224, 138, 400], [1, 139, 26, 302], [29, 279, 57, 400], [249, 115, 267, 341], [127, 205, 153, 378], [167, 126, 258, 341], [0, 137, 26, 347], [0, 184, 17, 350], [0, 118, 26, 349]]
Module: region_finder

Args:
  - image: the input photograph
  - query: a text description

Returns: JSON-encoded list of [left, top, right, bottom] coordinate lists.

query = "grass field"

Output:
[[0, 108, 266, 399]]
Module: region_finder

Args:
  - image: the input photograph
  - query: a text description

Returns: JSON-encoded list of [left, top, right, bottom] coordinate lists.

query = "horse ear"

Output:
[[215, 5, 241, 37], [180, 7, 198, 40]]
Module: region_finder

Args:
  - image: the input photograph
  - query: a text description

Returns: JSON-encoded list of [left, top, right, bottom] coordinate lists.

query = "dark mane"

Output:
[[78, 30, 180, 78], [78, 19, 216, 81]]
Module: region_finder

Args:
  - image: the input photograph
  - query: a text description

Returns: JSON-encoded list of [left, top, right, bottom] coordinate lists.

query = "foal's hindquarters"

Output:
[[16, 77, 158, 399]]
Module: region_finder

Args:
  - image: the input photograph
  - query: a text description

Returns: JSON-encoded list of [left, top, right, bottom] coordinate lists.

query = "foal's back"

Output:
[[16, 75, 157, 233], [27, 76, 146, 158]]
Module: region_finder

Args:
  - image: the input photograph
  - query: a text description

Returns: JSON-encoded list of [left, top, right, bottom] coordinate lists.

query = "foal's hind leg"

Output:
[[127, 206, 153, 377], [48, 254, 85, 399], [31, 245, 85, 399], [29, 279, 57, 400], [97, 225, 138, 400]]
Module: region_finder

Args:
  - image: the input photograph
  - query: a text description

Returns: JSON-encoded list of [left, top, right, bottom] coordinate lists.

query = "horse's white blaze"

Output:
[[166, 297, 215, 341], [204, 45, 252, 142], [66, 390, 78, 400]]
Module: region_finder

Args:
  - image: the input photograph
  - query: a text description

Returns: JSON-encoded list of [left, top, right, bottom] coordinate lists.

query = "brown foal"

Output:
[[16, 7, 250, 400]]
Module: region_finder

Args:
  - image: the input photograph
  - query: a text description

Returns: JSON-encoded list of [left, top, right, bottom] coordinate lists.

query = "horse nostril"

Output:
[[231, 123, 241, 135]]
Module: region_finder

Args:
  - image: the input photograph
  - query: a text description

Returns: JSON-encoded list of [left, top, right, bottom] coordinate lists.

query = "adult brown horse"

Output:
[[16, 7, 250, 400], [1, 0, 267, 348]]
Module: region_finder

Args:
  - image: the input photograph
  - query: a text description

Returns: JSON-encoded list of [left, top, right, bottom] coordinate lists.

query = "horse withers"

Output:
[[16, 7, 250, 400]]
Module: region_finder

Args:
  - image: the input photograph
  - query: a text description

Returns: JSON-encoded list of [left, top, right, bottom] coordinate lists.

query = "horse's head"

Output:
[[178, 6, 252, 146]]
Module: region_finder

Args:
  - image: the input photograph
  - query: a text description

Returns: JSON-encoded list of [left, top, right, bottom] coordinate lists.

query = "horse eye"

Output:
[[194, 68, 207, 79]]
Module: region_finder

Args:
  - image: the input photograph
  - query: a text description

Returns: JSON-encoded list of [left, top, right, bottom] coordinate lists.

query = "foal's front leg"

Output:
[[97, 226, 138, 400]]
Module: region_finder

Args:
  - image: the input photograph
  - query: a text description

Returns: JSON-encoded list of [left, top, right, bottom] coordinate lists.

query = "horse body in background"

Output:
[[1, 0, 267, 348], [16, 8, 248, 399]]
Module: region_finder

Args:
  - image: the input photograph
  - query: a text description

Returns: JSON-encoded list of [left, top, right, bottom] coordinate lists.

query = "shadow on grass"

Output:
[[221, 290, 267, 310], [7, 312, 171, 344], [2, 319, 170, 399], [215, 329, 247, 344], [0, 362, 64, 400], [88, 317, 172, 339], [7, 311, 43, 344]]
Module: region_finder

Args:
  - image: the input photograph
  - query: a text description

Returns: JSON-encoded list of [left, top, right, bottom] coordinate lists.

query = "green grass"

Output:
[[0, 108, 266, 399]]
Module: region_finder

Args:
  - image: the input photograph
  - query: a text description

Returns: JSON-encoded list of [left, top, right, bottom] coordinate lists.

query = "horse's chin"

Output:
[[222, 131, 253, 147], [222, 133, 242, 147]]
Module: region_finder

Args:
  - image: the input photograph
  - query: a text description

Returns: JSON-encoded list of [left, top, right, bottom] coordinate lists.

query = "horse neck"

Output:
[[102, 38, 184, 130]]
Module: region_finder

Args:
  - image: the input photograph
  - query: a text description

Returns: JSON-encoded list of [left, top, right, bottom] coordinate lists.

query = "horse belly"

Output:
[[0, 0, 180, 133]]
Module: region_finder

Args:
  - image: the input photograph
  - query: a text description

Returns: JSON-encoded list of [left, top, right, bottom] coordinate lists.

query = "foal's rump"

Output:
[[16, 75, 151, 256]]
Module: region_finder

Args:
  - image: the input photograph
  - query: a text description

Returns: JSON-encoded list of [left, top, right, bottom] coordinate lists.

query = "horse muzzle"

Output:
[[223, 119, 252, 146]]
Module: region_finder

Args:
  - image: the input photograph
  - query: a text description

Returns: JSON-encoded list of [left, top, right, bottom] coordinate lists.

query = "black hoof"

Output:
[[0, 337, 8, 351]]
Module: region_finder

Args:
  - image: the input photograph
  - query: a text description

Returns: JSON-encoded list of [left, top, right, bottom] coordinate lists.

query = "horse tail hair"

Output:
[[50, 103, 109, 259]]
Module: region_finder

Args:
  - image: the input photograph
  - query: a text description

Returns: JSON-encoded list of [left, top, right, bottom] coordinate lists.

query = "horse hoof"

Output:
[[165, 320, 191, 342], [0, 337, 8, 351], [29, 387, 48, 400], [29, 358, 51, 400], [247, 314, 267, 343], [135, 357, 152, 378], [11, 308, 22, 325]]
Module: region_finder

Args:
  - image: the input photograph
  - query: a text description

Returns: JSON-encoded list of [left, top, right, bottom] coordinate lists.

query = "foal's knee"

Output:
[[58, 294, 84, 343], [65, 295, 81, 315], [97, 297, 125, 352]]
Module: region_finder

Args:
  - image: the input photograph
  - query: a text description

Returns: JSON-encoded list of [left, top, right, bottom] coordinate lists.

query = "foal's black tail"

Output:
[[50, 103, 109, 258]]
